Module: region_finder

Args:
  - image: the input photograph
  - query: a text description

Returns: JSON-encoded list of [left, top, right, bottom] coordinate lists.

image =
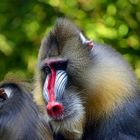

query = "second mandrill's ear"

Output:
[[79, 32, 94, 50]]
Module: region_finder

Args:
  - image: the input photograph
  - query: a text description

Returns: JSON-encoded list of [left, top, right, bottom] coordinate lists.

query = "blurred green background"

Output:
[[0, 0, 140, 81]]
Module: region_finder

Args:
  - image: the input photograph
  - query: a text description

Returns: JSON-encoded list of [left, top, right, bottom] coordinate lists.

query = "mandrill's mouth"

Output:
[[48, 114, 65, 121]]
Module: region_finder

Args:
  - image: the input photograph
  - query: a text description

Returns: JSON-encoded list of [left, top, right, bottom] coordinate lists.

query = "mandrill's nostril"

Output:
[[46, 102, 64, 118], [52, 105, 59, 112]]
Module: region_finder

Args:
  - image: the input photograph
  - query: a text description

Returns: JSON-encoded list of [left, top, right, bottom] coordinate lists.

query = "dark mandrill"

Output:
[[34, 18, 140, 140], [0, 79, 53, 140]]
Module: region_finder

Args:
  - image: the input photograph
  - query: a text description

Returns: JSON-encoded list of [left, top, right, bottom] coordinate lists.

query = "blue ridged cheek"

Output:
[[43, 70, 68, 102]]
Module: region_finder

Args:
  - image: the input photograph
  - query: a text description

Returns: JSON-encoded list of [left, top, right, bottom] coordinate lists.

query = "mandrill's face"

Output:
[[39, 55, 84, 123], [38, 46, 86, 138], [35, 18, 94, 138]]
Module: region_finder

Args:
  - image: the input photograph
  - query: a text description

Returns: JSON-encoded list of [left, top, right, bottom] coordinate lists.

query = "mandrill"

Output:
[[0, 79, 53, 140], [34, 18, 140, 140]]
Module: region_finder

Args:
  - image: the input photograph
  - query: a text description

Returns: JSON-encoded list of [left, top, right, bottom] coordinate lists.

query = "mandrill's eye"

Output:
[[0, 88, 7, 102], [42, 65, 51, 75]]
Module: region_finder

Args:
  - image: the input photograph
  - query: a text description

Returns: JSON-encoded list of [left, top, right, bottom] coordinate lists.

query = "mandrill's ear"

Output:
[[56, 18, 94, 49], [79, 32, 94, 50]]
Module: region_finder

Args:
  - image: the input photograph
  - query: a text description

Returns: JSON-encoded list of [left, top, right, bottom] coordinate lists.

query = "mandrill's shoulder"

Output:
[[83, 93, 140, 140]]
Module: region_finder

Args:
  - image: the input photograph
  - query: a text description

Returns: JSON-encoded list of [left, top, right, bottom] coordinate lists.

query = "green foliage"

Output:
[[0, 0, 140, 80]]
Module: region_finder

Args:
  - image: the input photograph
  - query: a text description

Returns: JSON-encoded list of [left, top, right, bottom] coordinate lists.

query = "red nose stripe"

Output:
[[47, 67, 56, 102]]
